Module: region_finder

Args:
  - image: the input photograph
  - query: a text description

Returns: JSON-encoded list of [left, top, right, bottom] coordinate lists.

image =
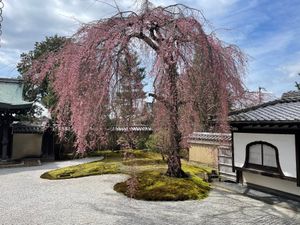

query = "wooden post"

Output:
[[1, 113, 11, 161], [1, 121, 8, 160], [295, 132, 300, 187]]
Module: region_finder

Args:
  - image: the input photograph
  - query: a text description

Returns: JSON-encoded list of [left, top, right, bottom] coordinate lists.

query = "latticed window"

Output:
[[245, 141, 282, 174]]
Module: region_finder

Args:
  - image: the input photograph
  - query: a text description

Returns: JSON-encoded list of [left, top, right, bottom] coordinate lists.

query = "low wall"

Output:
[[188, 132, 231, 169], [12, 133, 43, 160], [189, 143, 218, 167], [243, 171, 300, 197]]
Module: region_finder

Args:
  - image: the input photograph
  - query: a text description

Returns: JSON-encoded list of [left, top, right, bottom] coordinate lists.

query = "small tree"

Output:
[[27, 2, 245, 177]]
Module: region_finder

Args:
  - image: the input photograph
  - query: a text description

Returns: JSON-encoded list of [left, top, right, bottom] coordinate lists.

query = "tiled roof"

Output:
[[12, 123, 44, 134], [188, 132, 231, 144], [229, 91, 300, 123], [111, 126, 152, 132]]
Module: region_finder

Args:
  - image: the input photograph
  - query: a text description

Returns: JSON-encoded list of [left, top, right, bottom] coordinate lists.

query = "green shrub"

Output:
[[145, 134, 159, 151], [136, 136, 148, 150]]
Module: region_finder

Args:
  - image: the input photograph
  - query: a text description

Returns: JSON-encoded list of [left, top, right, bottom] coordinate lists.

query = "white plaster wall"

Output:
[[244, 172, 300, 196], [233, 132, 296, 178]]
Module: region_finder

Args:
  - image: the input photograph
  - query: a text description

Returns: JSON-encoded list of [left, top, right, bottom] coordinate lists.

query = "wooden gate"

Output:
[[218, 145, 236, 181]]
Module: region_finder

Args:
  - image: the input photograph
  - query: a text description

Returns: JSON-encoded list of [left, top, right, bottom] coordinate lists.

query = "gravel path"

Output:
[[0, 159, 299, 225]]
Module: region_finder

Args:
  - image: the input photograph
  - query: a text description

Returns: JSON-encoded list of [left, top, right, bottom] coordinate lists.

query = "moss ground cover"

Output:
[[41, 150, 212, 200], [40, 161, 120, 180], [114, 170, 210, 201]]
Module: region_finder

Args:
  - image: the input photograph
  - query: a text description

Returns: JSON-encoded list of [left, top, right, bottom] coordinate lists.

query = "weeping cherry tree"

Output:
[[27, 2, 245, 177]]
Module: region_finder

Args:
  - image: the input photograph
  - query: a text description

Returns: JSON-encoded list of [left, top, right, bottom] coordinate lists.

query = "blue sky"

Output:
[[1, 0, 300, 97]]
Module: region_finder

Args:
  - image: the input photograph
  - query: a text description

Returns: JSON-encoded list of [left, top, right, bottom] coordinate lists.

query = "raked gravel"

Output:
[[0, 158, 299, 225]]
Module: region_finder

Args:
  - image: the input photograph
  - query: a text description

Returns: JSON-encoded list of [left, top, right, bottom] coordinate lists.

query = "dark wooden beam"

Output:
[[0, 113, 13, 161], [231, 130, 235, 173], [295, 132, 300, 186], [1, 120, 9, 160]]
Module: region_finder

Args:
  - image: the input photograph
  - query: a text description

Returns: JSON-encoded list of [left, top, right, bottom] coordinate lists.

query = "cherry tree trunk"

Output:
[[165, 65, 187, 178]]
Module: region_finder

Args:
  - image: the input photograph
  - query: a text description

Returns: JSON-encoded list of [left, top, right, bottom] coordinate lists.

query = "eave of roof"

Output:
[[0, 103, 32, 114], [0, 102, 32, 110], [0, 77, 24, 84], [230, 120, 300, 125]]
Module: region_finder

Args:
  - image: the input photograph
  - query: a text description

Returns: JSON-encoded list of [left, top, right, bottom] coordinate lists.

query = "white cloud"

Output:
[[279, 61, 300, 78], [191, 0, 239, 18], [0, 49, 20, 65], [245, 31, 295, 58]]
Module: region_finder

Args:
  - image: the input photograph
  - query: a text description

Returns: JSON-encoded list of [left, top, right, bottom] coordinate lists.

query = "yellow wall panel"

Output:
[[189, 143, 218, 167]]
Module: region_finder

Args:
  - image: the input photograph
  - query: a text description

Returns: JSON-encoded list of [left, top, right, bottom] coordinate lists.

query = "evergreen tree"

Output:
[[17, 35, 66, 111], [112, 51, 147, 126]]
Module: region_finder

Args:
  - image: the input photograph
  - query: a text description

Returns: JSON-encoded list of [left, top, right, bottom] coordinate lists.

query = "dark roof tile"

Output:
[[12, 123, 44, 134], [229, 92, 300, 123], [188, 132, 231, 144]]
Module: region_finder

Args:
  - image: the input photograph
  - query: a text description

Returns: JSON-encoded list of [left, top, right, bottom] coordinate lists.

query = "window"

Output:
[[244, 141, 282, 174]]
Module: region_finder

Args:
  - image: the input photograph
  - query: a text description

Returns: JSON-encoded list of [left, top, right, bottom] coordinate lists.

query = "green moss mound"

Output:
[[40, 161, 120, 180], [114, 170, 210, 201], [41, 150, 211, 201]]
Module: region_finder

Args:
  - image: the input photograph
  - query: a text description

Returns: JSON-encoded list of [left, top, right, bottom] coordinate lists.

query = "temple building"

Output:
[[229, 91, 300, 199], [0, 78, 45, 162]]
